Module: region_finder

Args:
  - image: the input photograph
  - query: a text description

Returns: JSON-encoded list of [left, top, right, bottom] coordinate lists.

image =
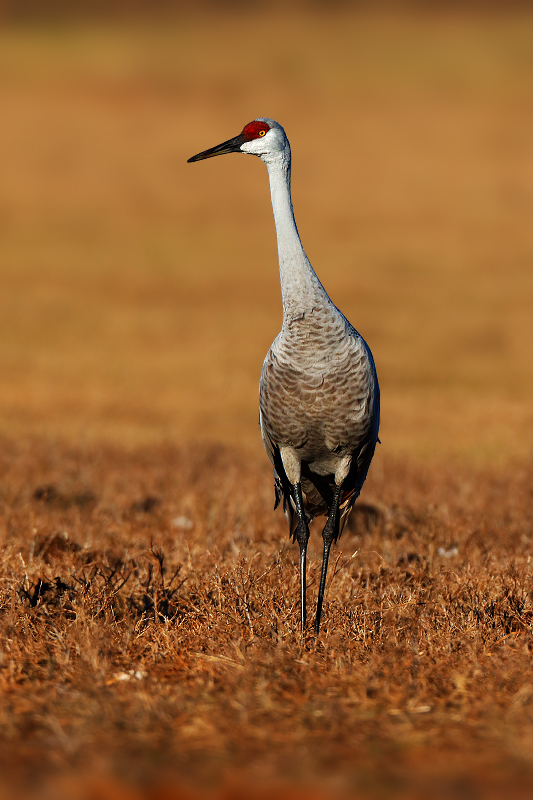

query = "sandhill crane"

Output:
[[188, 118, 380, 634]]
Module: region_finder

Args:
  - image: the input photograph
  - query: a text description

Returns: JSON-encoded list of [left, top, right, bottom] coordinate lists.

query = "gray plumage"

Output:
[[188, 117, 380, 634], [260, 303, 379, 537]]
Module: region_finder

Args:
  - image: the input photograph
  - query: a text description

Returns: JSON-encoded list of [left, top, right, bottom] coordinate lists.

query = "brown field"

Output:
[[0, 8, 532, 799], [2, 440, 533, 800]]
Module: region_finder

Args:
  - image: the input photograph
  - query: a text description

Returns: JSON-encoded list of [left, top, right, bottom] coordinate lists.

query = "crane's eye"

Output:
[[258, 130, 266, 137]]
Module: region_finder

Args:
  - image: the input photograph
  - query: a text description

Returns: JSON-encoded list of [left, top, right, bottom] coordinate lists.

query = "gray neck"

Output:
[[265, 153, 330, 322]]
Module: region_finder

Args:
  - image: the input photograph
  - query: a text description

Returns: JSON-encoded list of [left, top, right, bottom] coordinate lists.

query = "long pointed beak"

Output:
[[187, 133, 246, 163]]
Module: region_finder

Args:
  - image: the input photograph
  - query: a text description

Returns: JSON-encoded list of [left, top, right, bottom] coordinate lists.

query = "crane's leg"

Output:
[[292, 482, 310, 632], [314, 484, 343, 634]]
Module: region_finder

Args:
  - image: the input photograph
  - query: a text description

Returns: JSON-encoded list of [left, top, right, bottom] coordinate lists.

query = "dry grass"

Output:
[[1, 438, 533, 799], [1, 9, 533, 798]]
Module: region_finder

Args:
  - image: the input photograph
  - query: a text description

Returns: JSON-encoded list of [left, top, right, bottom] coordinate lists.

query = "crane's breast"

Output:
[[259, 325, 377, 459]]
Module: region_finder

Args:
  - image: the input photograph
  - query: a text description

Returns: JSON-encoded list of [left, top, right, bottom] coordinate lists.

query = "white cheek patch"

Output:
[[240, 139, 268, 155]]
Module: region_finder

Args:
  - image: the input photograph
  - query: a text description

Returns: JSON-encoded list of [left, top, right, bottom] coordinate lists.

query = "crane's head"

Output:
[[187, 118, 289, 165]]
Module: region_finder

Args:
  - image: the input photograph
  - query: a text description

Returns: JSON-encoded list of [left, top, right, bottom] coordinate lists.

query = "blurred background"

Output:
[[0, 0, 531, 462]]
